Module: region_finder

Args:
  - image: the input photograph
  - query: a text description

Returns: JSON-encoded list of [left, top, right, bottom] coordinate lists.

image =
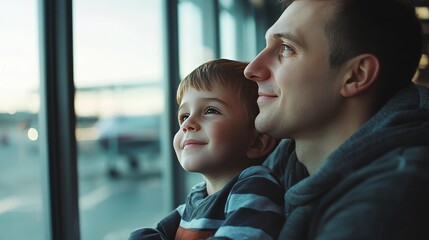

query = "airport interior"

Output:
[[0, 0, 428, 239]]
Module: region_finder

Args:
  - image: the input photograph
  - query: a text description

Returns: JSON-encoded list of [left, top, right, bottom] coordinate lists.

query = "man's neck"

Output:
[[295, 96, 377, 174], [294, 122, 360, 174], [295, 139, 337, 175]]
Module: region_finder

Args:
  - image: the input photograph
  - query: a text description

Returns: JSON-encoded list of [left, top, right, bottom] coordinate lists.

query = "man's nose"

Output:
[[244, 50, 271, 82]]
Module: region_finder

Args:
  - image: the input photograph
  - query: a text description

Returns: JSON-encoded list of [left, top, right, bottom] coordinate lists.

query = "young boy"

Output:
[[129, 59, 284, 240]]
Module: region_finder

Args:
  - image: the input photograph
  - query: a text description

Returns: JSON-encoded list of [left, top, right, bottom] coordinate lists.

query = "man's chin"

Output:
[[255, 114, 272, 134]]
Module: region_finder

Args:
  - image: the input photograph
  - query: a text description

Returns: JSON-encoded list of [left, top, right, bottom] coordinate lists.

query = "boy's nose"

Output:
[[182, 118, 199, 132], [182, 125, 194, 132]]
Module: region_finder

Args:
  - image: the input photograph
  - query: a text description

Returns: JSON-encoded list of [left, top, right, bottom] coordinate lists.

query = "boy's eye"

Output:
[[204, 107, 220, 115], [178, 107, 221, 124], [178, 114, 189, 124]]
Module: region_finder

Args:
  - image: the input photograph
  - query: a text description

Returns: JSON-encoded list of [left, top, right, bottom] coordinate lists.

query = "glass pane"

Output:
[[178, 0, 215, 79], [219, 9, 237, 60], [0, 0, 45, 240], [73, 0, 168, 239], [219, 0, 257, 61]]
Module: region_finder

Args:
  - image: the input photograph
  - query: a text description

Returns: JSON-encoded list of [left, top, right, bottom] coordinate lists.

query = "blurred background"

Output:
[[0, 0, 428, 239]]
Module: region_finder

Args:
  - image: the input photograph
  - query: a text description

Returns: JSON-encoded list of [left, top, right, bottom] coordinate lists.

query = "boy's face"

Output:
[[244, 0, 345, 140], [173, 84, 256, 177]]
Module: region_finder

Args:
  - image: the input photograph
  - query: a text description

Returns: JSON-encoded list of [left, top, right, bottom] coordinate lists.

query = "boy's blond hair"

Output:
[[176, 59, 259, 128]]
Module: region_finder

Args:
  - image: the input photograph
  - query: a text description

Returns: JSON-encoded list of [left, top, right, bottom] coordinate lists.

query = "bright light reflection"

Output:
[[27, 128, 38, 141], [416, 7, 429, 20]]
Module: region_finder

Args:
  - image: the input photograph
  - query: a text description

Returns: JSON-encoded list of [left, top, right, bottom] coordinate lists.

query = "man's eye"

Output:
[[280, 44, 294, 57], [205, 107, 220, 115]]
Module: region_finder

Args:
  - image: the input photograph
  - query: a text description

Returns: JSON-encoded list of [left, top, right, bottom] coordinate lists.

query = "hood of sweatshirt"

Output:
[[285, 84, 429, 206]]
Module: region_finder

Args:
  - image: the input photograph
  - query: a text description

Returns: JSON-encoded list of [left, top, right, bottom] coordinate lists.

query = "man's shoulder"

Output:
[[333, 145, 429, 202], [292, 146, 429, 239], [371, 145, 429, 172]]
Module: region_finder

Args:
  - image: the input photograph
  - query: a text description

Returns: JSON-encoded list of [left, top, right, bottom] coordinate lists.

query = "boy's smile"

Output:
[[182, 138, 206, 150]]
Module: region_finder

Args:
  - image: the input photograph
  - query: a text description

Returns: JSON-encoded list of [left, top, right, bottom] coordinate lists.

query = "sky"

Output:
[[0, 0, 39, 113], [73, 0, 165, 86], [0, 0, 168, 116]]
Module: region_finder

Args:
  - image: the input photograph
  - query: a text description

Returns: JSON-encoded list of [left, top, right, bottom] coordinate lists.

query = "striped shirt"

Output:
[[129, 165, 284, 240]]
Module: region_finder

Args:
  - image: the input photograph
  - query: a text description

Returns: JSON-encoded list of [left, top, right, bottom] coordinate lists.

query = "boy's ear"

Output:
[[247, 133, 278, 160], [340, 54, 380, 97]]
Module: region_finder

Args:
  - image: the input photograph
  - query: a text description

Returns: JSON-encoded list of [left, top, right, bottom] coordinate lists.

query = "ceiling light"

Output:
[[416, 7, 429, 20]]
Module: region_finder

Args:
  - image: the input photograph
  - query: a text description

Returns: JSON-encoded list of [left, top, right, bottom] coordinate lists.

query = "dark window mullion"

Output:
[[213, 0, 221, 58], [38, 0, 80, 239], [164, 0, 187, 209]]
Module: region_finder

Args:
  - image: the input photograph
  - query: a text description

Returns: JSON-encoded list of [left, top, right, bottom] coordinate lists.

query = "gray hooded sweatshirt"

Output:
[[264, 84, 429, 240]]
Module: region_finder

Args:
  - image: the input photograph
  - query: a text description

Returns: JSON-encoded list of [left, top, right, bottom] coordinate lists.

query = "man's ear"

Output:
[[247, 133, 278, 159], [341, 54, 380, 97]]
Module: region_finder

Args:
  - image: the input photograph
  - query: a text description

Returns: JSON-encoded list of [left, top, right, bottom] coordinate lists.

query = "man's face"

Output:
[[173, 85, 256, 177], [244, 0, 345, 140]]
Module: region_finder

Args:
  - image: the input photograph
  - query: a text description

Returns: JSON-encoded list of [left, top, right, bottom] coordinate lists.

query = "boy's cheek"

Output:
[[172, 131, 183, 153]]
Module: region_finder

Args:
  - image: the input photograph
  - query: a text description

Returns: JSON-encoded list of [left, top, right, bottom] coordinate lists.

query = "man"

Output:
[[244, 0, 429, 239]]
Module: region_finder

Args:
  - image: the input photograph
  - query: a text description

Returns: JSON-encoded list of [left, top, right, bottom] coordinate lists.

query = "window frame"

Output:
[[38, 0, 80, 239]]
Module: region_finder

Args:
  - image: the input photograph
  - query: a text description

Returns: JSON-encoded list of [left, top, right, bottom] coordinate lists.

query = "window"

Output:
[[0, 0, 44, 239], [73, 0, 169, 239]]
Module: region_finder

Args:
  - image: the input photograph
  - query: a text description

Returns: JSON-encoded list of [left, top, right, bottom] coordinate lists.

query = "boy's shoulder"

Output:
[[240, 165, 272, 175], [238, 165, 281, 185]]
